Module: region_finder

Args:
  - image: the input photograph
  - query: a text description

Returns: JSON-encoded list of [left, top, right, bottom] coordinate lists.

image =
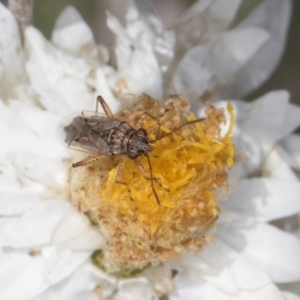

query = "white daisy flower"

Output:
[[0, 1, 300, 300]]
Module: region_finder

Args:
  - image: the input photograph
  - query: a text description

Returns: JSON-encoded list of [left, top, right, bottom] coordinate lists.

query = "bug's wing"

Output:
[[57, 112, 82, 146], [58, 112, 123, 156], [67, 143, 97, 155], [81, 110, 107, 118], [57, 112, 109, 143], [82, 113, 123, 133], [69, 135, 111, 155]]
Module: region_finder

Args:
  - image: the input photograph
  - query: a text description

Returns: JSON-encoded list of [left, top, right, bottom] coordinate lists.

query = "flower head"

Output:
[[69, 94, 234, 269]]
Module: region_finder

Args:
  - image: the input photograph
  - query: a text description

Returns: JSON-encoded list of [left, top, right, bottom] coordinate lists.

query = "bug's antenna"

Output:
[[149, 118, 205, 143]]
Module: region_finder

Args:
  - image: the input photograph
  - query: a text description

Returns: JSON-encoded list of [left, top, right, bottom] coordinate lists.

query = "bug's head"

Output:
[[128, 129, 152, 159]]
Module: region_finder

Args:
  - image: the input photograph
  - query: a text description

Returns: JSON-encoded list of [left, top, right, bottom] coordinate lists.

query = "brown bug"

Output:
[[63, 96, 204, 205]]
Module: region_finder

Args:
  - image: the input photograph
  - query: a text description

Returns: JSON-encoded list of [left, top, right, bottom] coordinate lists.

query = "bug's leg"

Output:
[[136, 112, 156, 129], [136, 111, 162, 137], [115, 157, 134, 201], [72, 155, 103, 168], [134, 158, 169, 191], [134, 155, 161, 205], [96, 96, 114, 117], [149, 118, 206, 142], [146, 123, 161, 137]]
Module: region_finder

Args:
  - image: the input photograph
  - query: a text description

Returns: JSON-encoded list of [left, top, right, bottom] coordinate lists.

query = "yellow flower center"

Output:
[[69, 94, 234, 270]]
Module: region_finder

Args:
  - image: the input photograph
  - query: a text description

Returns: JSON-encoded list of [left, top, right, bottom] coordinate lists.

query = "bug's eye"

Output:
[[128, 152, 138, 159], [137, 128, 147, 137]]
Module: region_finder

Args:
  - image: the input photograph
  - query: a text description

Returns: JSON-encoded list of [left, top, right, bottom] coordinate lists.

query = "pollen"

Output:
[[69, 94, 234, 271]]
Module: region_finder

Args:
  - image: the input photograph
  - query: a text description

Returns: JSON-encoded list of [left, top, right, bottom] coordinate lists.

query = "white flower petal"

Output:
[[234, 132, 264, 176], [0, 200, 70, 247], [54, 228, 103, 251], [138, 264, 173, 296], [0, 248, 94, 300], [231, 92, 300, 175], [171, 280, 284, 300], [231, 0, 292, 97], [115, 278, 155, 300], [107, 12, 163, 99], [34, 289, 98, 300], [0, 98, 26, 133], [224, 178, 300, 223], [203, 0, 242, 32], [0, 3, 24, 100], [0, 102, 56, 162], [51, 208, 104, 250], [176, 0, 211, 23], [126, 0, 160, 50], [131, 0, 161, 27], [171, 0, 291, 99], [170, 280, 284, 300], [127, 0, 175, 73], [6, 153, 68, 189], [173, 28, 268, 108], [25, 26, 93, 116], [222, 28, 269, 63], [8, 100, 57, 134], [8, 100, 67, 157], [174, 0, 241, 46], [0, 184, 42, 216], [207, 0, 242, 29], [0, 164, 45, 206], [42, 247, 91, 286], [172, 43, 211, 106], [217, 204, 241, 225], [0, 134, 52, 165], [33, 263, 116, 300], [263, 147, 299, 182], [238, 91, 300, 155], [282, 292, 300, 300], [95, 67, 120, 114], [154, 30, 175, 74], [52, 6, 98, 62], [0, 251, 49, 300], [281, 134, 300, 170], [280, 282, 300, 299], [172, 240, 271, 291], [218, 223, 300, 283], [170, 241, 283, 299]]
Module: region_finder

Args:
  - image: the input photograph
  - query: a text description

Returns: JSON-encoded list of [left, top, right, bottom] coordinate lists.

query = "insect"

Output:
[[63, 96, 205, 205]]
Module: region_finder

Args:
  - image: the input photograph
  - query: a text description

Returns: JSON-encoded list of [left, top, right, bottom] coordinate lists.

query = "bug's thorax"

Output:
[[108, 122, 152, 158]]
